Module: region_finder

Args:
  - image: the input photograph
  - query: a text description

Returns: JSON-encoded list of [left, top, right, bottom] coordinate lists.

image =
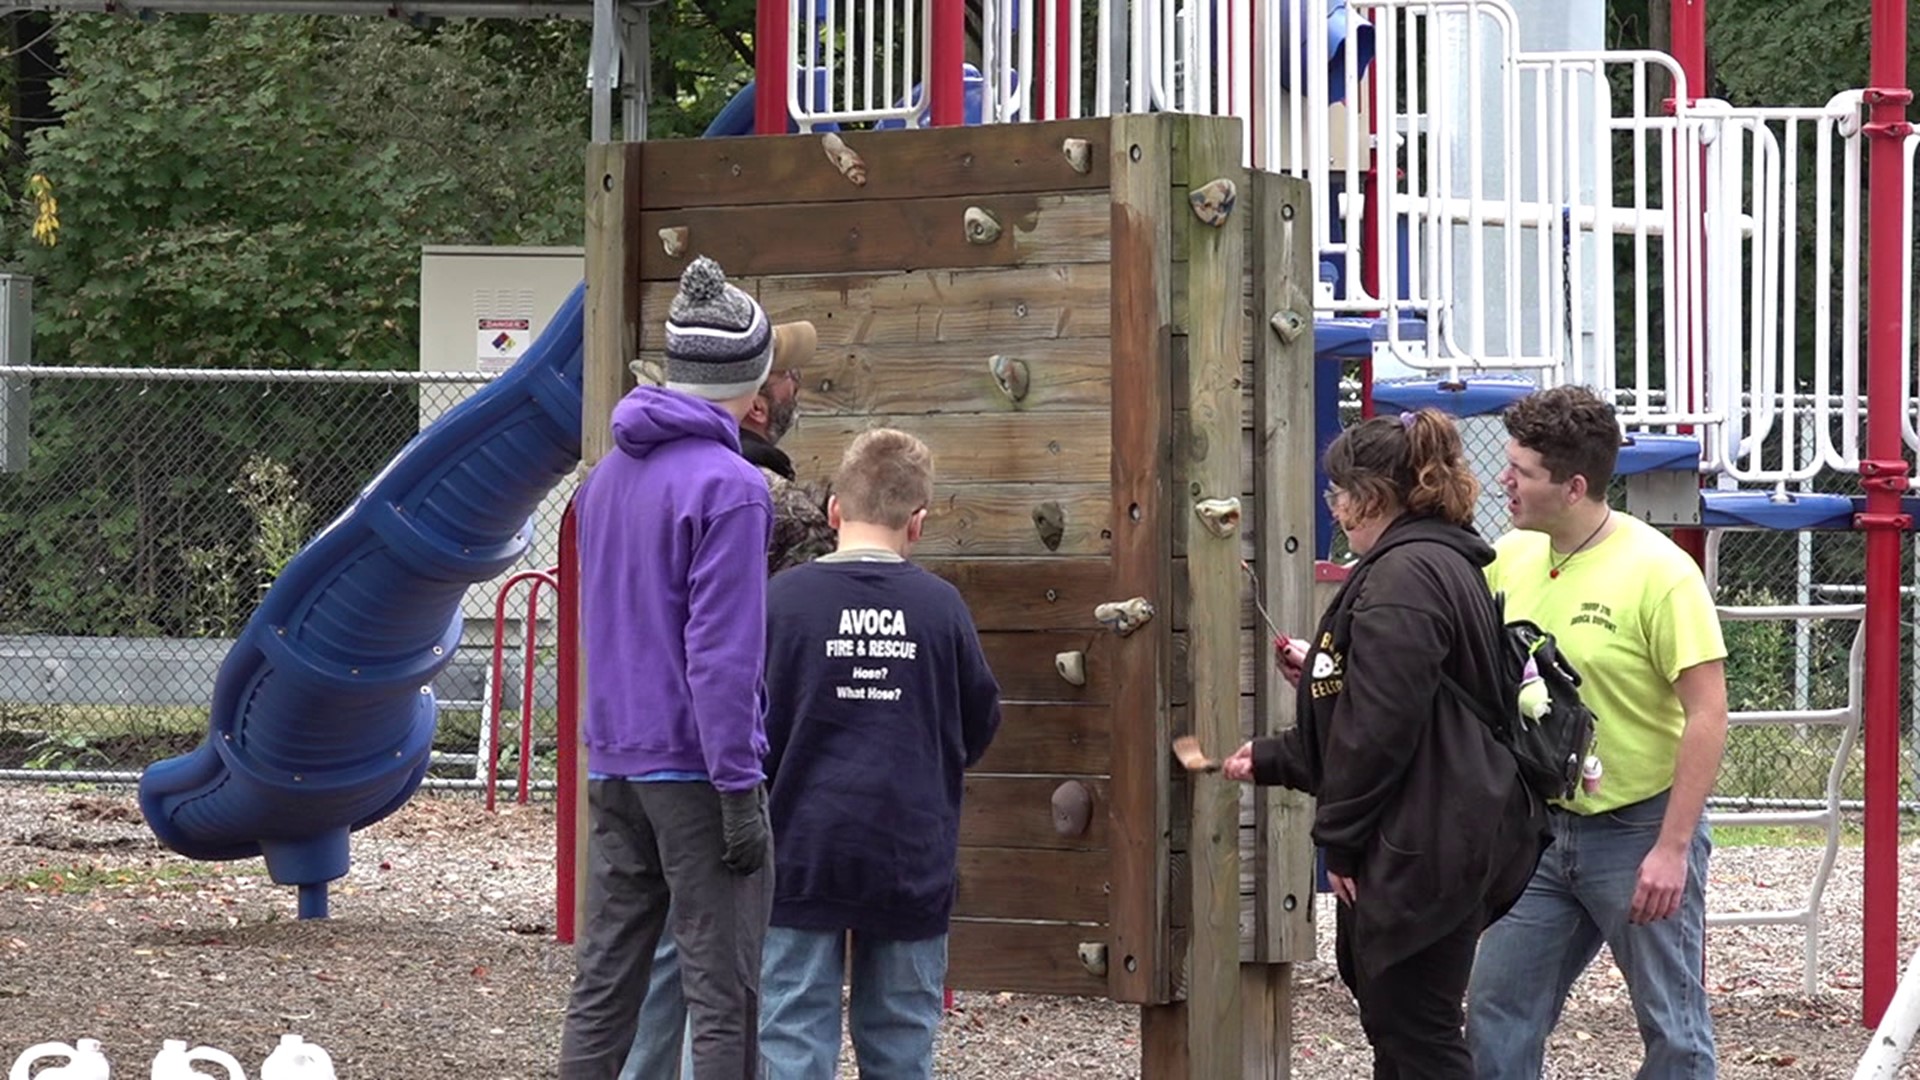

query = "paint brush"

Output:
[[1172, 735, 1220, 774]]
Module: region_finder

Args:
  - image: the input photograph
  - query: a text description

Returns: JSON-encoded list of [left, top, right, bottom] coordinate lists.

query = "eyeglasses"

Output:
[[1322, 486, 1346, 510]]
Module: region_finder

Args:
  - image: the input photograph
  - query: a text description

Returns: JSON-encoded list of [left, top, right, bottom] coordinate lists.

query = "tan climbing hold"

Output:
[[658, 225, 690, 258], [1094, 597, 1155, 636], [821, 132, 868, 186], [1189, 178, 1238, 227], [1054, 650, 1087, 686], [1061, 137, 1092, 174], [963, 206, 1003, 245], [1032, 500, 1066, 552], [989, 354, 1030, 404], [1193, 496, 1243, 539]]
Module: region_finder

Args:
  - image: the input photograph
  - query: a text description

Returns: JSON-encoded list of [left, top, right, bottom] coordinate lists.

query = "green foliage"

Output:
[[646, 0, 758, 138], [0, 14, 600, 637]]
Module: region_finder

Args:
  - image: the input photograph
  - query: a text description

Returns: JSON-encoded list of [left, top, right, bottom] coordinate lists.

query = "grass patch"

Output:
[[1711, 819, 1920, 848]]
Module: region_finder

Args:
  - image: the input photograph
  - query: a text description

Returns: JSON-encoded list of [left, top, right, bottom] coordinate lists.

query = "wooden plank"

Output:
[[1181, 114, 1248, 1077], [1169, 631, 1267, 705], [947, 919, 1108, 996], [917, 485, 1112, 558], [1106, 112, 1177, 1008], [962, 775, 1110, 850], [676, 337, 1115, 415], [777, 413, 1112, 487], [954, 847, 1109, 922], [639, 192, 1112, 280], [575, 143, 637, 942], [971, 704, 1111, 775], [1242, 964, 1293, 1080], [978, 631, 1115, 703], [1250, 172, 1319, 966], [1141, 1004, 1190, 1078], [746, 265, 1113, 346], [635, 119, 1113, 209], [920, 557, 1108, 631]]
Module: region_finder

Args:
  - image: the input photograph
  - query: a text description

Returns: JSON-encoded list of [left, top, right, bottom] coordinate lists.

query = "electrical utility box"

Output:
[[419, 245, 584, 631], [0, 274, 31, 474]]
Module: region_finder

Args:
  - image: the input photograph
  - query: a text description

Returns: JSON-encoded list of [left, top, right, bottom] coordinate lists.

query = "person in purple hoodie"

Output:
[[559, 255, 776, 1080]]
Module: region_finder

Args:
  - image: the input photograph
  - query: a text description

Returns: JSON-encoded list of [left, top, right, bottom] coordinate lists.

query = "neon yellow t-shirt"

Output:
[[1486, 514, 1726, 814]]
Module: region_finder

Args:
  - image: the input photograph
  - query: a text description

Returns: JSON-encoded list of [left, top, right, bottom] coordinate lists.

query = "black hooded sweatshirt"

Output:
[[1253, 513, 1550, 978]]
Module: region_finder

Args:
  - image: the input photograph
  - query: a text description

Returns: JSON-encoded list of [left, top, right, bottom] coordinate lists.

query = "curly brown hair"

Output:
[[1502, 386, 1620, 499], [1323, 409, 1479, 526]]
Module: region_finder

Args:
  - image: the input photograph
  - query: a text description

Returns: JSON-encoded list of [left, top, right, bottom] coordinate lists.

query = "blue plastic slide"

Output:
[[138, 285, 587, 918]]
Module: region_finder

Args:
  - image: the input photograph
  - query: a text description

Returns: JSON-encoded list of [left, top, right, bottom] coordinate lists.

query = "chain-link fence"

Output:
[[0, 365, 1911, 811], [0, 366, 570, 794]]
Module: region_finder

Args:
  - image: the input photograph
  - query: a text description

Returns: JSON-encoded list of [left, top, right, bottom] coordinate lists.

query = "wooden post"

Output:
[[1246, 171, 1316, 1077], [1180, 114, 1247, 1078], [577, 141, 636, 936], [1108, 113, 1176, 1011]]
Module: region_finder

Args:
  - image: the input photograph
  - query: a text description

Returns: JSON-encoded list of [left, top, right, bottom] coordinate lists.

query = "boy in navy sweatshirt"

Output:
[[560, 256, 776, 1080], [758, 428, 1002, 1079]]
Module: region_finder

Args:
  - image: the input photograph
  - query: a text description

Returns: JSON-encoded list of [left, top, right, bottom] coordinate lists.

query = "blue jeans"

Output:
[[620, 934, 695, 1080], [759, 926, 946, 1079], [1466, 790, 1716, 1080]]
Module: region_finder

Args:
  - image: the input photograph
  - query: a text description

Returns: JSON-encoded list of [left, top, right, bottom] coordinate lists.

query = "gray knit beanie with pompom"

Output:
[[664, 256, 773, 401]]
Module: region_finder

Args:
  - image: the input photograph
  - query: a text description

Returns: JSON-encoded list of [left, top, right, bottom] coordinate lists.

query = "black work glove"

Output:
[[719, 785, 769, 875]]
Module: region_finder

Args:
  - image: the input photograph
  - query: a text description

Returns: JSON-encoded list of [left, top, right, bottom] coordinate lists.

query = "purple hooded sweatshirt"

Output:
[[575, 386, 774, 793]]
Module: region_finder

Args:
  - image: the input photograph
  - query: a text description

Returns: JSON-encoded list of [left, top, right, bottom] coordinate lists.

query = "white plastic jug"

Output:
[[256, 1037, 331, 1080], [9, 1038, 111, 1080], [149, 1040, 245, 1080]]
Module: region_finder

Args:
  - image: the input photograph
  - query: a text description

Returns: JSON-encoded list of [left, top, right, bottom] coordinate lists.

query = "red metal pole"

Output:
[[1670, 0, 1708, 568], [518, 578, 552, 806], [1031, 2, 1049, 120], [1859, 0, 1911, 1027], [556, 502, 581, 945], [930, 0, 964, 125], [754, 0, 790, 134]]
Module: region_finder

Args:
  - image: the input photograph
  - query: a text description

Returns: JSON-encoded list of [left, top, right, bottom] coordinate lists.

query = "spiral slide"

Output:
[[138, 285, 587, 918]]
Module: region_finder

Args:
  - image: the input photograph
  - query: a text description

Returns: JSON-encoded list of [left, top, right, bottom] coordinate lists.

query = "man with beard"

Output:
[[620, 318, 836, 1080]]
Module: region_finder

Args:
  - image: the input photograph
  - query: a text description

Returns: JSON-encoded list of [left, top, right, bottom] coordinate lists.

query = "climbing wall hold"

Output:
[[1051, 780, 1094, 836], [963, 206, 1003, 245], [1188, 178, 1238, 227], [1094, 597, 1155, 636], [658, 226, 690, 258], [821, 132, 868, 186], [989, 354, 1031, 404], [1032, 500, 1066, 552], [1054, 650, 1087, 686], [1193, 497, 1243, 539], [1061, 137, 1093, 174]]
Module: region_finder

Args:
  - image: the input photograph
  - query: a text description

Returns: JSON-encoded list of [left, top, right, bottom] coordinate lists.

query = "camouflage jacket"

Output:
[[762, 467, 836, 576]]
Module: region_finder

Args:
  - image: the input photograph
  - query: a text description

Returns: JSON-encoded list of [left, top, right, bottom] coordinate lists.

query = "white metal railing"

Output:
[[1705, 604, 1864, 998], [1703, 94, 1867, 484], [788, 0, 931, 129]]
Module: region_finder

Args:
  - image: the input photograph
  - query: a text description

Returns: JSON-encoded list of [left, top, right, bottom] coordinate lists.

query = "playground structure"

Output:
[[570, 113, 1318, 1073], [88, 0, 1920, 1071]]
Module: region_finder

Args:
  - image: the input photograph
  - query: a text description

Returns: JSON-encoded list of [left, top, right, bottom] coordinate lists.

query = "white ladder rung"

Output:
[[1729, 707, 1856, 726], [1708, 809, 1832, 829], [1708, 908, 1815, 928]]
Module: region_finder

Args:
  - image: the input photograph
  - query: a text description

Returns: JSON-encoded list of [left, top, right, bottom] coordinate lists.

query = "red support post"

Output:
[[556, 500, 581, 946], [754, 0, 790, 134], [1670, 0, 1709, 569], [930, 0, 964, 126], [1859, 0, 1911, 1027]]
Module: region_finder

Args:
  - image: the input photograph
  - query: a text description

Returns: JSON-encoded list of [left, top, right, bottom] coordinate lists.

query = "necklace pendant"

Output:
[[1549, 568, 1560, 579]]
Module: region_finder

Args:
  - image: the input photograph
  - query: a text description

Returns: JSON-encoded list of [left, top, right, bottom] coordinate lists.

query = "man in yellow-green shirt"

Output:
[[1466, 386, 1729, 1079]]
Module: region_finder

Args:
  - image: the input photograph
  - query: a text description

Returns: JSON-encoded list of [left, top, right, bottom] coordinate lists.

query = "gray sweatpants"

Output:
[[559, 780, 773, 1080]]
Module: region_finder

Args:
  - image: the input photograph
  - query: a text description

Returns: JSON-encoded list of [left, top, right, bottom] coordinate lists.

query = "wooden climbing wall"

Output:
[[599, 114, 1317, 1076]]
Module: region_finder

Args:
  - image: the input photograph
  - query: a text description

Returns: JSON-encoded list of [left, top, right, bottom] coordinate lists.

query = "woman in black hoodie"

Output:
[[1223, 409, 1549, 1079]]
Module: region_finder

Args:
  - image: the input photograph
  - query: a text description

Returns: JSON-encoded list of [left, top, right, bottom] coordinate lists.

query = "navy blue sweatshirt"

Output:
[[763, 558, 1002, 940]]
